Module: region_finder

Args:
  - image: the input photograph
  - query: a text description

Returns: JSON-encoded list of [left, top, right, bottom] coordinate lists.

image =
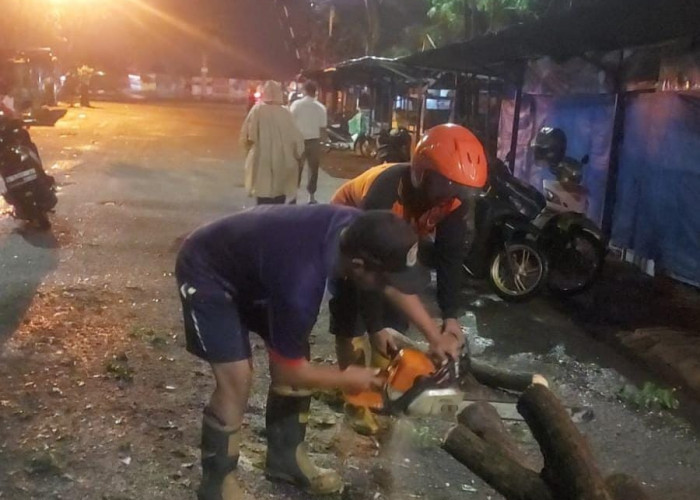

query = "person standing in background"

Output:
[[0, 79, 17, 118], [239, 81, 304, 205], [290, 81, 327, 204]]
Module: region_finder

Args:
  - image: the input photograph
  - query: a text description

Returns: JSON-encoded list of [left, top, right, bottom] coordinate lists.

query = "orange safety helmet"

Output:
[[411, 123, 488, 189]]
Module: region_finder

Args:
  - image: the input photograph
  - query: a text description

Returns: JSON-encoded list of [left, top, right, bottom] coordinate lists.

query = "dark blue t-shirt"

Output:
[[176, 204, 360, 361]]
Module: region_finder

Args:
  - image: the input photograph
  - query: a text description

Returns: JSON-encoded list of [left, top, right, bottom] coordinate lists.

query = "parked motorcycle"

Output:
[[531, 127, 606, 295], [464, 159, 549, 301], [376, 127, 412, 163], [0, 116, 57, 229], [533, 156, 606, 295], [322, 123, 357, 152]]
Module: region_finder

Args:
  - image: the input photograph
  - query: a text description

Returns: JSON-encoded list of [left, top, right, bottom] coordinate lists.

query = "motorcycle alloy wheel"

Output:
[[489, 242, 547, 301], [547, 229, 604, 296]]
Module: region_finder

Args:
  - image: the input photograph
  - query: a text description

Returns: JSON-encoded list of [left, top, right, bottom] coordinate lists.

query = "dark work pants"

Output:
[[256, 195, 285, 205], [299, 139, 321, 195]]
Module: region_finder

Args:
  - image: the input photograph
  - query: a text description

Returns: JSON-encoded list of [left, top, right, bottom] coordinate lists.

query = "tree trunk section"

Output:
[[470, 360, 535, 392], [443, 425, 553, 500], [517, 384, 612, 500], [457, 402, 534, 469]]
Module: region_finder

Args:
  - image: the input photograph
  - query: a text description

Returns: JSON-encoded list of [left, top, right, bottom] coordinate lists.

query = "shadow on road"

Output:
[[0, 224, 59, 346]]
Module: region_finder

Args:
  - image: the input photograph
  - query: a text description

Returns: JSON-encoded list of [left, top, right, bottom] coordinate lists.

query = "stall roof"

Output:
[[303, 56, 429, 86], [401, 0, 700, 75]]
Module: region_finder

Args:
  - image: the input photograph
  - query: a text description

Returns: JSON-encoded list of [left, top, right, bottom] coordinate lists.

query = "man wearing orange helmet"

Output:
[[330, 124, 488, 434]]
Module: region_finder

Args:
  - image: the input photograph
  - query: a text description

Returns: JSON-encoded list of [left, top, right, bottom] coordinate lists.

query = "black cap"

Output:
[[340, 211, 429, 294]]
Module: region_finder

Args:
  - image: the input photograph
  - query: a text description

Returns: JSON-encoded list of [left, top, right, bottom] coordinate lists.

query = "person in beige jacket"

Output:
[[239, 81, 304, 204]]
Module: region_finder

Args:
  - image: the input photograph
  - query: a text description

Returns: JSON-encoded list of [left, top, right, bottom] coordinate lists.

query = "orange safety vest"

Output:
[[331, 164, 462, 236]]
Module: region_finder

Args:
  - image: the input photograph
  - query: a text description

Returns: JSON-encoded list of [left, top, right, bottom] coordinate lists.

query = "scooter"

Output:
[[533, 155, 606, 295], [0, 116, 57, 229], [463, 160, 549, 302], [376, 127, 412, 163], [322, 123, 356, 152]]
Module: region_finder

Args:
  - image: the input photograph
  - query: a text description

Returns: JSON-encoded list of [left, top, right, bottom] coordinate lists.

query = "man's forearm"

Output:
[[271, 361, 344, 391], [384, 286, 441, 343]]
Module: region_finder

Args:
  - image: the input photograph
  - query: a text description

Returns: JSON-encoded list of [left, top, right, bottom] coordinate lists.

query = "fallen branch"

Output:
[[443, 424, 553, 500], [517, 383, 612, 500], [457, 402, 534, 469], [470, 360, 536, 393]]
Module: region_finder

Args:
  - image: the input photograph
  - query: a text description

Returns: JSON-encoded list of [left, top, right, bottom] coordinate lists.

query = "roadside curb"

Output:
[[615, 327, 700, 399]]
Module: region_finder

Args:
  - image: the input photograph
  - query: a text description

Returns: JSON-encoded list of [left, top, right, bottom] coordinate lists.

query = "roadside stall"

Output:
[[302, 56, 437, 151], [402, 0, 700, 286]]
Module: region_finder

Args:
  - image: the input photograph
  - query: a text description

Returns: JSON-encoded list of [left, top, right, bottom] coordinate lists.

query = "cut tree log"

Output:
[[605, 474, 652, 500], [457, 402, 534, 469], [470, 360, 537, 393], [517, 383, 613, 500], [443, 424, 553, 500]]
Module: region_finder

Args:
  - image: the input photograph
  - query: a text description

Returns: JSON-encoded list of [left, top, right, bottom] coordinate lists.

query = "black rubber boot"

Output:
[[197, 409, 246, 500], [264, 387, 343, 495]]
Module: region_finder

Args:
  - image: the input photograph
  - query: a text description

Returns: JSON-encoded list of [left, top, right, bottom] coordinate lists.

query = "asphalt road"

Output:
[[0, 102, 698, 500]]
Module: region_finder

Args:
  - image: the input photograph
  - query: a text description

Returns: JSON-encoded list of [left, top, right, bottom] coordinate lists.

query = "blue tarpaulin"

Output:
[[611, 92, 700, 286]]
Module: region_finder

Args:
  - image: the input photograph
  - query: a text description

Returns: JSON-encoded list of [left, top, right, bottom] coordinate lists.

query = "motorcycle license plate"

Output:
[[4, 169, 37, 188]]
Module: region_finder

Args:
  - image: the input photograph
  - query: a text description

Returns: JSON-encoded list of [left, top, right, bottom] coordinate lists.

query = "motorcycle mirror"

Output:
[[581, 154, 590, 165]]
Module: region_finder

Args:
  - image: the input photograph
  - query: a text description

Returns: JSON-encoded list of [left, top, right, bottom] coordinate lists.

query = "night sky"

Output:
[[114, 0, 308, 78], [1, 0, 311, 79]]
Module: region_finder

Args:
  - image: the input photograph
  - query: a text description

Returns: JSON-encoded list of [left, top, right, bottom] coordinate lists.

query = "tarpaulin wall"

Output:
[[498, 93, 615, 224], [611, 92, 700, 286]]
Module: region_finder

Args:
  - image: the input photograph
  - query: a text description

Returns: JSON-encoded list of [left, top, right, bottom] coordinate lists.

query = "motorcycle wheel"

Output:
[[547, 229, 604, 296], [488, 241, 548, 301]]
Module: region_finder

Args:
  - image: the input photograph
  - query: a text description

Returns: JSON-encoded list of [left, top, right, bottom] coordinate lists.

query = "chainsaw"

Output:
[[344, 347, 551, 421], [345, 348, 517, 420]]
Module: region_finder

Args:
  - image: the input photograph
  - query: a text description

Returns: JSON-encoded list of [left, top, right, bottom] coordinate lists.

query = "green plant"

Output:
[[129, 326, 168, 347], [618, 382, 680, 411], [105, 353, 134, 383]]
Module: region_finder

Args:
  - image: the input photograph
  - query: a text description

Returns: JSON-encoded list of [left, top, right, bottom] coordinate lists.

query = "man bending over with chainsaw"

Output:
[[331, 123, 488, 434], [175, 204, 462, 499]]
